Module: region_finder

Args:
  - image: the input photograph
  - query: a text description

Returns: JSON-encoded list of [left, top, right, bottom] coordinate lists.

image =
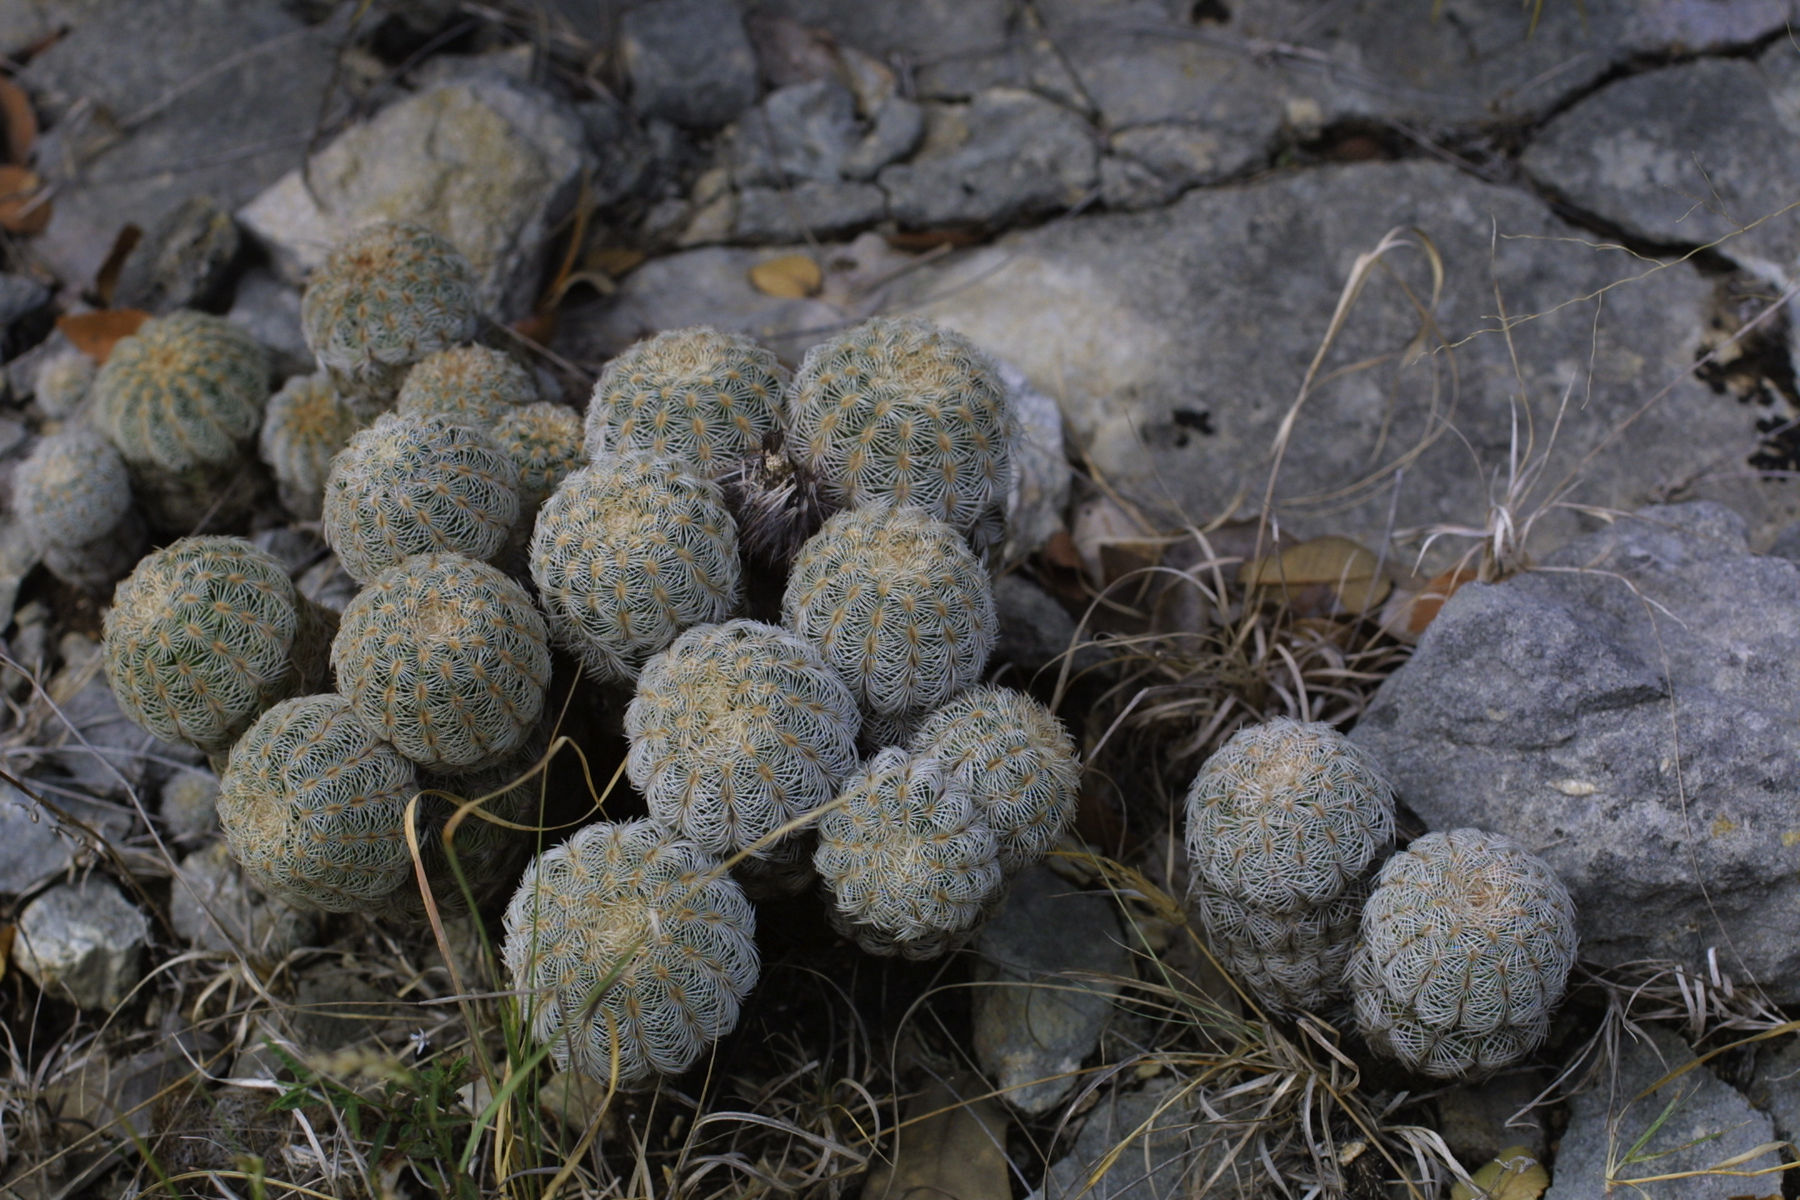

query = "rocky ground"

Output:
[[3, 1, 1800, 1197]]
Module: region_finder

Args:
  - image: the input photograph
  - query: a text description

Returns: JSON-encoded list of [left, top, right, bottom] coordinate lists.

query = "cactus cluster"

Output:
[[216, 693, 420, 913], [501, 819, 759, 1087], [259, 371, 363, 521], [13, 425, 144, 589], [322, 412, 520, 584], [782, 504, 995, 727], [584, 326, 784, 477], [491, 401, 584, 515], [300, 221, 479, 402], [331, 552, 550, 773], [396, 344, 538, 424], [531, 452, 742, 683], [90, 310, 270, 526], [104, 536, 327, 756], [1347, 828, 1577, 1080], [626, 620, 860, 861], [1183, 718, 1396, 1015], [787, 317, 1012, 554]]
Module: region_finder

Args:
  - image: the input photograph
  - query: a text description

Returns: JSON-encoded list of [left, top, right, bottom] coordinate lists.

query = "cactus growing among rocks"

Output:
[[490, 401, 583, 516], [530, 452, 742, 683], [626, 620, 860, 860], [396, 344, 538, 424], [259, 371, 363, 521], [584, 326, 785, 478], [33, 348, 95, 418], [89, 310, 269, 526], [501, 818, 759, 1087], [910, 685, 1079, 875], [322, 411, 520, 584], [1347, 828, 1578, 1081], [330, 552, 550, 772], [300, 221, 479, 402], [1183, 717, 1396, 1014], [13, 425, 145, 589], [104, 536, 327, 756], [787, 317, 1012, 553], [813, 748, 1003, 959], [215, 693, 420, 913], [782, 504, 995, 722]]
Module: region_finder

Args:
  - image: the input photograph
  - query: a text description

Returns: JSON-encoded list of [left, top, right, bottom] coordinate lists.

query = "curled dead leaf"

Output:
[[57, 309, 151, 364], [0, 163, 50, 234], [1242, 535, 1392, 616], [749, 253, 822, 298], [0, 76, 37, 163]]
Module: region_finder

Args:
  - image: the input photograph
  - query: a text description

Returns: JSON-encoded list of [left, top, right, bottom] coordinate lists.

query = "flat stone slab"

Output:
[[1523, 44, 1800, 283], [1354, 503, 1800, 999]]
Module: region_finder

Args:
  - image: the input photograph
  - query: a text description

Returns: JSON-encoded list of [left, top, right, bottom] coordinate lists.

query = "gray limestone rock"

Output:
[[1745, 1036, 1800, 1145], [879, 89, 1098, 229], [0, 272, 49, 332], [973, 867, 1130, 1115], [877, 160, 1775, 559], [170, 842, 316, 957], [619, 0, 759, 131], [1035, 1075, 1258, 1199], [22, 0, 345, 291], [226, 266, 310, 378], [732, 181, 886, 242], [841, 95, 925, 181], [12, 877, 150, 1010], [239, 76, 594, 319], [0, 499, 36, 630], [728, 80, 861, 186], [1001, 356, 1070, 564], [1522, 47, 1800, 284], [993, 574, 1099, 686], [0, 777, 129, 895], [159, 767, 220, 844], [1546, 1025, 1777, 1200], [1353, 502, 1800, 999]]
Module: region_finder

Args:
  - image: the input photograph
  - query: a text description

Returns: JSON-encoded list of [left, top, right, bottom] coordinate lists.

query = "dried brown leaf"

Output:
[[749, 253, 822, 298], [0, 76, 37, 163], [1243, 535, 1392, 615], [57, 309, 150, 364], [0, 163, 50, 234]]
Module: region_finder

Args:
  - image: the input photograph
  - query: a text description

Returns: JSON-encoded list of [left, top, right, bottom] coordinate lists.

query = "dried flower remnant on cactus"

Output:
[[396, 344, 539, 425], [787, 316, 1013, 554], [300, 221, 479, 402], [259, 371, 363, 521], [1183, 717, 1396, 1014], [331, 552, 550, 772], [530, 452, 742, 684], [502, 819, 760, 1087], [813, 748, 1003, 959], [627, 620, 860, 860], [782, 503, 995, 720], [585, 326, 785, 478], [322, 411, 520, 584], [1348, 827, 1577, 1081], [216, 693, 420, 913], [104, 536, 325, 755]]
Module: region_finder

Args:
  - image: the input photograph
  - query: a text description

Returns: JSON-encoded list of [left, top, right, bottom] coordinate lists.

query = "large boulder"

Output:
[[1352, 502, 1800, 1000]]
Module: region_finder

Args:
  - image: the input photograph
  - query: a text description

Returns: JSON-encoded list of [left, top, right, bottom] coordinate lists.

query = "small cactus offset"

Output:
[[13, 426, 144, 590], [331, 552, 551, 772], [216, 693, 421, 913], [910, 685, 1080, 875], [33, 349, 95, 418], [782, 504, 996, 720], [626, 620, 860, 860], [502, 818, 760, 1087], [259, 372, 363, 521], [813, 748, 1003, 959], [530, 453, 742, 684], [1183, 718, 1396, 1014], [396, 344, 538, 425], [322, 411, 520, 584], [490, 401, 584, 516], [787, 317, 1013, 553], [105, 536, 328, 755], [300, 221, 479, 402], [90, 310, 269, 527], [584, 326, 785, 478], [1347, 828, 1578, 1081]]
